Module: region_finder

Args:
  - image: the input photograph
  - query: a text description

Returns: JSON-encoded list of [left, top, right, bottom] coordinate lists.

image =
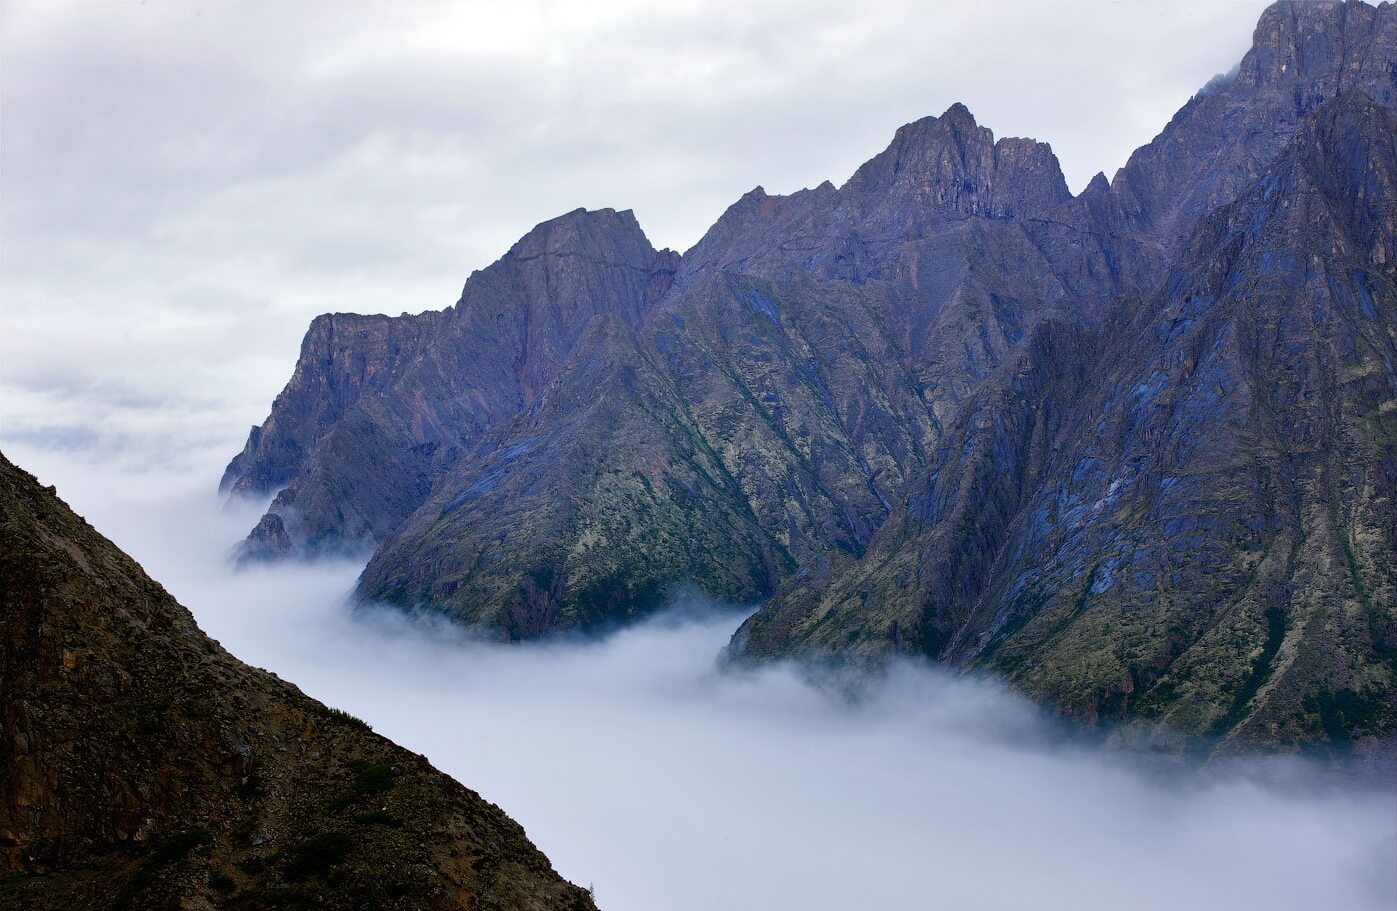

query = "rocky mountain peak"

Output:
[[1238, 0, 1395, 94], [732, 87, 1397, 756], [844, 102, 1070, 218], [455, 205, 670, 332], [502, 206, 659, 269], [1082, 171, 1111, 195], [1105, 0, 1396, 252], [855, 103, 990, 179], [223, 206, 677, 561]]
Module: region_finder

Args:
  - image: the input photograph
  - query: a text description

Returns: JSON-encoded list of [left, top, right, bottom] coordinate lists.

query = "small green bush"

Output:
[[116, 828, 214, 908], [281, 831, 354, 883], [329, 758, 401, 811], [321, 706, 372, 731], [347, 759, 398, 796]]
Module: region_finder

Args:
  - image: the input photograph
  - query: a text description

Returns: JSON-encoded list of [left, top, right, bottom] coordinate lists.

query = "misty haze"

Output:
[[16, 450, 1397, 911]]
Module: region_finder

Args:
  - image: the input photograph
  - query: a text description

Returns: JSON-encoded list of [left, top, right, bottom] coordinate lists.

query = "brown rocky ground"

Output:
[[0, 452, 597, 911]]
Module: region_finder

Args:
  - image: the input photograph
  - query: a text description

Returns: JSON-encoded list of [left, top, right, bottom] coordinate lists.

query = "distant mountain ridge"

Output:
[[223, 1, 1397, 755]]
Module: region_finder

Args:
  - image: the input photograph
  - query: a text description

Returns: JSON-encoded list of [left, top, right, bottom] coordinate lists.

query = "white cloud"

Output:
[[11, 441, 1396, 911]]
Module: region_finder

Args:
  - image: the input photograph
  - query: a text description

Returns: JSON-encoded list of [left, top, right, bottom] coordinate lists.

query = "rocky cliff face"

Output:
[[1110, 0, 1397, 252], [680, 102, 1077, 282], [0, 452, 596, 910], [739, 93, 1397, 759], [223, 207, 677, 561], [227, 1, 1397, 749], [355, 100, 1129, 635], [359, 309, 790, 638]]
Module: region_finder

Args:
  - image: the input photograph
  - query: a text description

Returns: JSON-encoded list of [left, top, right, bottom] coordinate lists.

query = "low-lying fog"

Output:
[[14, 446, 1397, 911]]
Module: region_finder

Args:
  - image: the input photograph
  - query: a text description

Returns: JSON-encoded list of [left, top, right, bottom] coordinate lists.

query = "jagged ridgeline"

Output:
[[0, 453, 597, 910], [224, 1, 1397, 755]]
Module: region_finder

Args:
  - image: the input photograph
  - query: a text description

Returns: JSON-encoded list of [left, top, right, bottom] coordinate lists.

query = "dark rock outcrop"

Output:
[[0, 452, 596, 910], [236, 512, 294, 564]]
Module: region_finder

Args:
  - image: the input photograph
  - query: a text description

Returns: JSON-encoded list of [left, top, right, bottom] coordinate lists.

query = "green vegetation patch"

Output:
[[351, 809, 402, 828], [115, 827, 214, 909], [330, 758, 401, 811], [321, 705, 373, 731], [281, 831, 354, 883], [347, 759, 399, 796]]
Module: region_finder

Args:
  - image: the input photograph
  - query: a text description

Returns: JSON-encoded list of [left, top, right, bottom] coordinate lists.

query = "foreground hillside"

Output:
[[0, 453, 596, 911]]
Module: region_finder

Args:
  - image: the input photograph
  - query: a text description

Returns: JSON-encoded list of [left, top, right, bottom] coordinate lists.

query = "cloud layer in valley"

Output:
[[10, 443, 1396, 911]]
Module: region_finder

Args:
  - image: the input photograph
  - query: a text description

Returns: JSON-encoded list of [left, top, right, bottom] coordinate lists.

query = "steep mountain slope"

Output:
[[731, 316, 1098, 664], [223, 207, 678, 561], [738, 93, 1397, 757], [359, 311, 790, 638], [0, 453, 596, 910], [675, 102, 1147, 421], [1111, 0, 1397, 253], [355, 104, 1132, 634]]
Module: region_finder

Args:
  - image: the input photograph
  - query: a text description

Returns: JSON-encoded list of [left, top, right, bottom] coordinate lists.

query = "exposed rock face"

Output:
[[355, 99, 1135, 635], [360, 310, 791, 638], [0, 452, 596, 910], [227, 1, 1397, 749], [846, 104, 1073, 219], [1110, 0, 1397, 252], [237, 512, 294, 564], [221, 207, 677, 559], [681, 102, 1079, 283], [732, 317, 1097, 665], [739, 94, 1397, 758]]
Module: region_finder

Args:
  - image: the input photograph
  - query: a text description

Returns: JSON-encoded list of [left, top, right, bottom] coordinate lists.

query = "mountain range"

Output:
[[223, 0, 1397, 757]]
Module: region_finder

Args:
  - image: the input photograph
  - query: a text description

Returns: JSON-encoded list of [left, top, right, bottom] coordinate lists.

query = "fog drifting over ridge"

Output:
[[8, 443, 1395, 911]]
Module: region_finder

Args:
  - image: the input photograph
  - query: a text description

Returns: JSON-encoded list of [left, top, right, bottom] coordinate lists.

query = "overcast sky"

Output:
[[2, 0, 1270, 479]]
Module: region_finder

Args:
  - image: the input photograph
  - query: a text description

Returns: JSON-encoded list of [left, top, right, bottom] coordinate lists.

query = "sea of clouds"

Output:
[[9, 443, 1395, 911]]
